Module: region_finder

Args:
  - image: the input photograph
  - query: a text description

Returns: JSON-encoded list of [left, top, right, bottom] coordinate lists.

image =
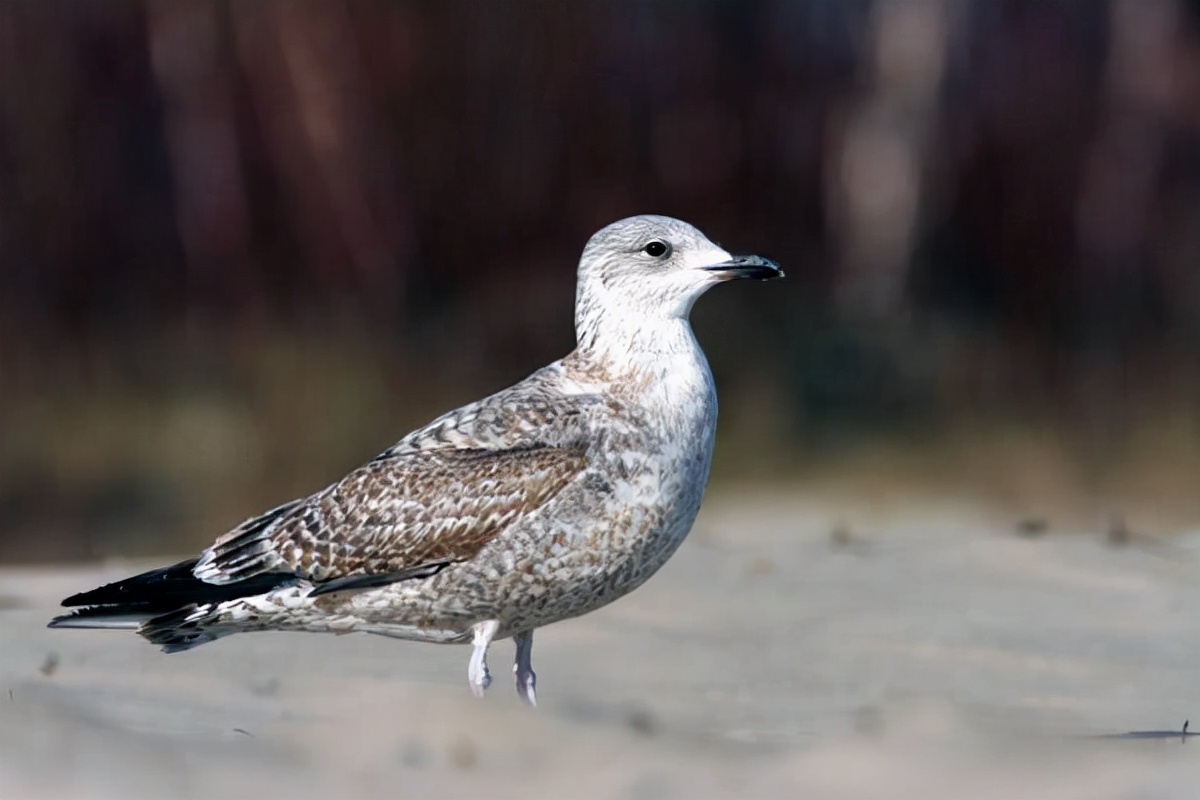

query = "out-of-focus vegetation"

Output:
[[2, 1, 1200, 561]]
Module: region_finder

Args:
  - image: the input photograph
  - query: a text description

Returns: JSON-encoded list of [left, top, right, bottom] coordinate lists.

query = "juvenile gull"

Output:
[[50, 215, 782, 705]]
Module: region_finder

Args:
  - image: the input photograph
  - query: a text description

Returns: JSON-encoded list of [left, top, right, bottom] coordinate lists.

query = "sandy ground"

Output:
[[1, 490, 1197, 800]]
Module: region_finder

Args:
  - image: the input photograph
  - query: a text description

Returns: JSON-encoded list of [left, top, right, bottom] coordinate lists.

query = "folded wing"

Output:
[[193, 444, 588, 590]]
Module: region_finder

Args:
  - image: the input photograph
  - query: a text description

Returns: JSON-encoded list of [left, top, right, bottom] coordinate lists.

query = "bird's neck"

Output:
[[573, 276, 707, 360], [575, 312, 700, 360], [565, 312, 715, 416]]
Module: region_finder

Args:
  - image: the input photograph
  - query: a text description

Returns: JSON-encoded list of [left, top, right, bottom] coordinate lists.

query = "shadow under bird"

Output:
[[50, 215, 782, 706]]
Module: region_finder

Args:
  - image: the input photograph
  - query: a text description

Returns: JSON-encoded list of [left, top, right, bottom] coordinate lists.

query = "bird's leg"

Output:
[[513, 629, 537, 707], [468, 619, 500, 698]]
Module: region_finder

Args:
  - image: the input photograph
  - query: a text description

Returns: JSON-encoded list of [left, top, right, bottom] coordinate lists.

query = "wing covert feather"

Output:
[[195, 445, 587, 586]]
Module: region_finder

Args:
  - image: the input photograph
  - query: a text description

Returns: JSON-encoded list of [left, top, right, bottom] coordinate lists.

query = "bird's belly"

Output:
[[487, 441, 711, 633]]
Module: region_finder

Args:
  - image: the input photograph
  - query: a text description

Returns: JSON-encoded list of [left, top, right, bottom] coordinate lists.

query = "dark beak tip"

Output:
[[704, 253, 782, 281]]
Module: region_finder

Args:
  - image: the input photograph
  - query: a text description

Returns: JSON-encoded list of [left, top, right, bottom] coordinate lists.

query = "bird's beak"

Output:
[[702, 254, 783, 281]]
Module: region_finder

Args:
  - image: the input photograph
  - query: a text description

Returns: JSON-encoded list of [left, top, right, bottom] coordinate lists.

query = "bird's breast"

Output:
[[578, 352, 717, 564]]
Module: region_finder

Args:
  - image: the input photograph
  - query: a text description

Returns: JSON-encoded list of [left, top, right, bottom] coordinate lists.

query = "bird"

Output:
[[49, 215, 782, 706]]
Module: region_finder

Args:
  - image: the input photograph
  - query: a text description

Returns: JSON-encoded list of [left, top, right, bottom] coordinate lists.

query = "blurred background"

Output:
[[2, 0, 1199, 562]]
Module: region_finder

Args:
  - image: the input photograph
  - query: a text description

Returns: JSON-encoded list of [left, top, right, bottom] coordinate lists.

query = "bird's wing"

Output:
[[193, 444, 588, 587]]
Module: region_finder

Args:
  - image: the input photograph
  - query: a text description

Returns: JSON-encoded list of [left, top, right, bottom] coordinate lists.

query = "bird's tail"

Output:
[[46, 609, 157, 630], [48, 558, 297, 651]]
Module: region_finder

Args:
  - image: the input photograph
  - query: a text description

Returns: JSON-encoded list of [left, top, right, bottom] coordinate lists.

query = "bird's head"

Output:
[[574, 215, 781, 353]]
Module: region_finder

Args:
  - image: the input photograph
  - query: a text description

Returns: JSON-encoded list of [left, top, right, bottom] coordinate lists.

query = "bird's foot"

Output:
[[513, 629, 537, 707], [514, 666, 537, 707], [468, 619, 499, 698]]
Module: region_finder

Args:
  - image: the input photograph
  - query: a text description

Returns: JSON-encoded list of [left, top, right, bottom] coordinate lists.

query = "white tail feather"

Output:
[[47, 612, 154, 630]]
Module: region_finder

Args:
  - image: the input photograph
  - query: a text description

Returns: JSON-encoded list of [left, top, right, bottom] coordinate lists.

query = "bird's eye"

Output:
[[643, 240, 670, 258]]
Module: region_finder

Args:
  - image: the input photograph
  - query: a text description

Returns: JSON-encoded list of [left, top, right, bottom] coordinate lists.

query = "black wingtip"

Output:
[[60, 558, 203, 609], [56, 558, 298, 618]]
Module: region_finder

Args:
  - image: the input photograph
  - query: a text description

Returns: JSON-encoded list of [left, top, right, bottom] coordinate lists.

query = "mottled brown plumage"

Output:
[[200, 445, 588, 585]]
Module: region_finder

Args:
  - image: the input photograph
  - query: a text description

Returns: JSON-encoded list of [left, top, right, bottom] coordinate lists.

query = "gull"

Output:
[[49, 215, 782, 705]]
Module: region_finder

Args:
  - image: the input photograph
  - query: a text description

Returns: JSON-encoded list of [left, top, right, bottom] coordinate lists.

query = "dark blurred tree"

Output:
[[2, 0, 1200, 559]]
